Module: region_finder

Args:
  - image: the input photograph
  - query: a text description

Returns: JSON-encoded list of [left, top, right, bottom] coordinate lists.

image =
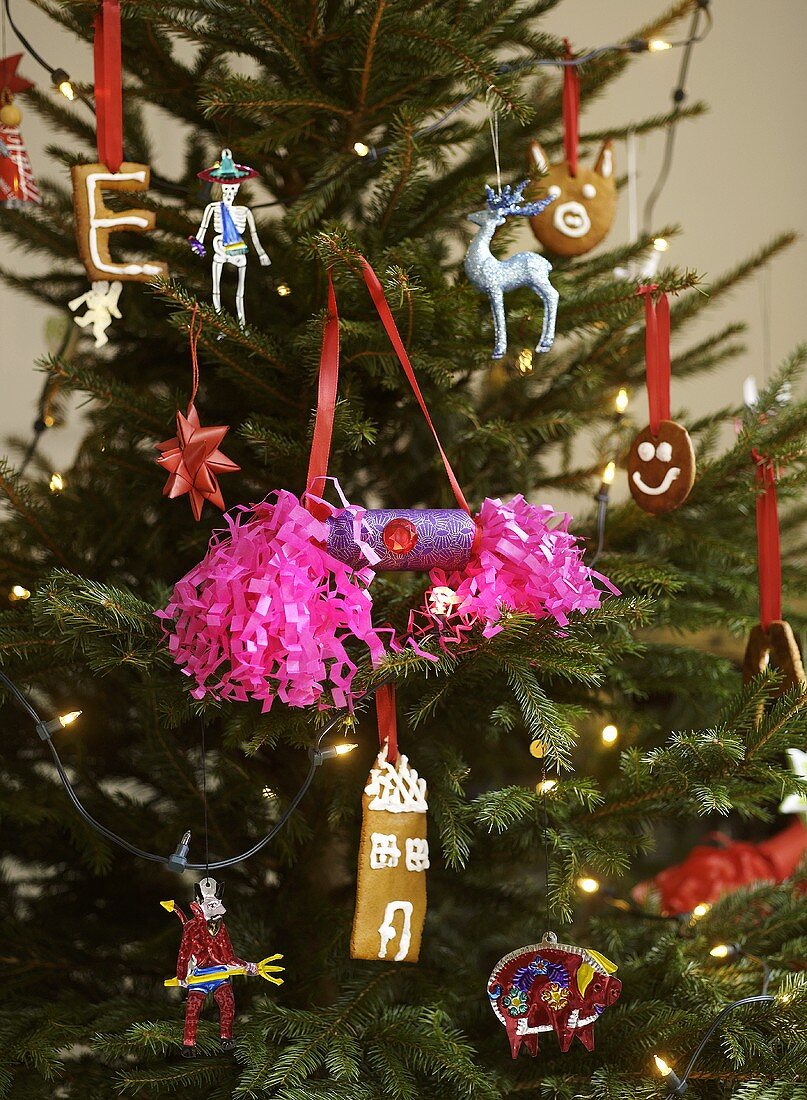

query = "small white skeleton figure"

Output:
[[369, 832, 402, 869], [405, 838, 430, 873], [190, 149, 271, 328], [68, 280, 123, 347]]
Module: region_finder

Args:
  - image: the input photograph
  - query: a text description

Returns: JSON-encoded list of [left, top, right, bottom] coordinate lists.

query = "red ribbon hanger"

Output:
[[753, 453, 782, 629], [306, 257, 471, 516], [375, 683, 398, 765], [562, 39, 580, 178], [94, 0, 124, 172], [637, 285, 671, 435]]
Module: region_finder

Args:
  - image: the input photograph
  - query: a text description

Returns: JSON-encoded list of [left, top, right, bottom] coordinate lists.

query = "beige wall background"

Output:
[[1, 0, 804, 474]]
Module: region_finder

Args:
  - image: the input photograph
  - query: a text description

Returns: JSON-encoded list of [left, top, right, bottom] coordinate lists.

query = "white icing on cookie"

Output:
[[365, 752, 428, 814], [632, 468, 681, 495]]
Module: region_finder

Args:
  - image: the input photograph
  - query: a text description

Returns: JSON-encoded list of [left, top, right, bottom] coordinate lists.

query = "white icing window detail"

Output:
[[547, 184, 561, 198], [600, 148, 613, 178], [637, 441, 655, 462], [369, 832, 401, 869], [378, 901, 413, 961], [582, 183, 596, 199], [365, 753, 428, 813], [405, 838, 430, 872], [656, 441, 673, 462]]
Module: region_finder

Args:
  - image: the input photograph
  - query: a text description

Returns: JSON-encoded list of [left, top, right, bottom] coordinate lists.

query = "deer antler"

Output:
[[485, 180, 556, 218]]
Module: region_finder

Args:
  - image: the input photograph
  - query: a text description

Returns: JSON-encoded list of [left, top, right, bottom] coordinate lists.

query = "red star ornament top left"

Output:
[[0, 55, 34, 95], [156, 403, 239, 521]]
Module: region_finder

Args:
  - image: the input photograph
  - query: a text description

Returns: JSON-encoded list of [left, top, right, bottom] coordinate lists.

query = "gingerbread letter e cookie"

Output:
[[71, 162, 168, 283], [628, 420, 695, 514]]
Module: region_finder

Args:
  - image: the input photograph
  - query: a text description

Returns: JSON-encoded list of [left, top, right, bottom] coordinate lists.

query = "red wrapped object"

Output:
[[633, 819, 807, 916], [0, 55, 40, 206]]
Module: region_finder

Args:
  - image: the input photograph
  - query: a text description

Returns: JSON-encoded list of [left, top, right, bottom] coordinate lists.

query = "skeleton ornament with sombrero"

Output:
[[188, 149, 271, 327]]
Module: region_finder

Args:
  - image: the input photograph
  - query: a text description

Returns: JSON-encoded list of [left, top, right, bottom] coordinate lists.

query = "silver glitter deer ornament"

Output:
[[464, 182, 558, 360]]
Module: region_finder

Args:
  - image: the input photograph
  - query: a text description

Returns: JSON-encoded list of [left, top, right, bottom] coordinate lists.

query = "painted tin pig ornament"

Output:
[[487, 931, 621, 1057]]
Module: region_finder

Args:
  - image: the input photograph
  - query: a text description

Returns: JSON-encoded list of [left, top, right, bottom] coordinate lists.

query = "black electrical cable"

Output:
[[0, 668, 393, 872], [676, 995, 775, 1091], [642, 1, 711, 234]]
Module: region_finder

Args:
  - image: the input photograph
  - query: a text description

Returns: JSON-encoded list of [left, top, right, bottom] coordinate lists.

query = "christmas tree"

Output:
[[0, 1, 805, 1097]]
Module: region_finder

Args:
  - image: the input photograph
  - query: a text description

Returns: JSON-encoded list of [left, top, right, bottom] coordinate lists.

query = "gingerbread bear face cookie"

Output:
[[527, 140, 616, 257], [628, 420, 695, 514]]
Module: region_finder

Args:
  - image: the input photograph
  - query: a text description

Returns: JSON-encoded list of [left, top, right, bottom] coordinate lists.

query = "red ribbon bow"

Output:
[[94, 0, 124, 171], [637, 285, 671, 435], [562, 39, 580, 178], [306, 257, 471, 517], [752, 451, 782, 629]]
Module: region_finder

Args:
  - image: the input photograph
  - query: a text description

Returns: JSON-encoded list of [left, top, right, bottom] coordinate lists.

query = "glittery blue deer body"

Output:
[[464, 182, 558, 360]]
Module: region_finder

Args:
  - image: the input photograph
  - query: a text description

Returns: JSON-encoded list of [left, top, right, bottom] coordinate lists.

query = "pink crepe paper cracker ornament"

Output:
[[157, 489, 395, 711], [411, 496, 617, 648], [159, 257, 615, 714]]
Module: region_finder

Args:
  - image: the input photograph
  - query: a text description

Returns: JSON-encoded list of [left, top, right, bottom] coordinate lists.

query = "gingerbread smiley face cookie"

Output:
[[628, 420, 695, 514]]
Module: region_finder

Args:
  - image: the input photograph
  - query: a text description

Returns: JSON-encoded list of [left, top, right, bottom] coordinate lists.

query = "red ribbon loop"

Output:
[[306, 257, 471, 515], [638, 286, 671, 435], [187, 304, 202, 409], [376, 682, 398, 765], [305, 272, 340, 500], [562, 39, 580, 178], [94, 0, 124, 172], [754, 455, 782, 629]]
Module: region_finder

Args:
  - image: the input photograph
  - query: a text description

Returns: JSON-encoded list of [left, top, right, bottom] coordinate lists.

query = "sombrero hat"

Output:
[[197, 148, 259, 183]]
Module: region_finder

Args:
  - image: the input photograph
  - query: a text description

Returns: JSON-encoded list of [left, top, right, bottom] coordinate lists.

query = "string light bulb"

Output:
[[601, 723, 619, 745], [353, 141, 370, 157], [276, 283, 291, 297], [517, 347, 534, 374], [312, 741, 358, 764], [653, 237, 670, 252], [691, 902, 711, 920], [536, 778, 557, 794], [9, 584, 31, 601], [709, 942, 738, 960], [601, 461, 616, 486], [653, 1054, 688, 1094], [615, 388, 629, 414], [43, 414, 55, 428], [50, 68, 75, 100], [333, 742, 357, 756], [37, 709, 82, 739], [49, 472, 65, 493], [577, 876, 600, 895], [648, 38, 673, 52]]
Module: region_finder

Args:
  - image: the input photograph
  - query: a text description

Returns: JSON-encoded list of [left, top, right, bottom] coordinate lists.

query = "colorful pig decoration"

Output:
[[487, 932, 621, 1057]]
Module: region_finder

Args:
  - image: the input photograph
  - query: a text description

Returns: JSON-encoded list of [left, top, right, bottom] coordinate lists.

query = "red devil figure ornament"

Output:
[[161, 876, 284, 1057], [487, 931, 621, 1058]]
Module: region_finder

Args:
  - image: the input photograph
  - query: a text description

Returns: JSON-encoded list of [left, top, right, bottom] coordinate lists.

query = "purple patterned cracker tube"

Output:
[[327, 508, 476, 572]]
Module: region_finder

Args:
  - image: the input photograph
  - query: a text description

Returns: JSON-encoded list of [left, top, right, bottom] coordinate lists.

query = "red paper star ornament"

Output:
[[0, 55, 34, 95], [156, 403, 239, 521]]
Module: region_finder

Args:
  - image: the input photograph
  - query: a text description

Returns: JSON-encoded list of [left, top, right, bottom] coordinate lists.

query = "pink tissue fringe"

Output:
[[157, 490, 395, 712], [419, 495, 618, 646]]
